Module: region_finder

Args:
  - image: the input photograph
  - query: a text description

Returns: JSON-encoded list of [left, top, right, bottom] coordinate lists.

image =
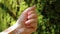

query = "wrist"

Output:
[[3, 23, 19, 34], [7, 23, 26, 34]]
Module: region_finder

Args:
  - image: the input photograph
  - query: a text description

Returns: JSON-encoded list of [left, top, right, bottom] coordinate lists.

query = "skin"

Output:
[[0, 6, 38, 34]]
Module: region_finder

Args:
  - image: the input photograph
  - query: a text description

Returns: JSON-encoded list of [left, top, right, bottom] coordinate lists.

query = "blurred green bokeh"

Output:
[[0, 0, 60, 34]]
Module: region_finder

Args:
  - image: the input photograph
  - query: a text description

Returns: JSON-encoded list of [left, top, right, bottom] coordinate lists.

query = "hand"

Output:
[[0, 6, 38, 34], [16, 6, 38, 34]]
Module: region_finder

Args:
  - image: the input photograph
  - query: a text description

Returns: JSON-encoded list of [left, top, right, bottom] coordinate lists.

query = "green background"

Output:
[[0, 0, 60, 34]]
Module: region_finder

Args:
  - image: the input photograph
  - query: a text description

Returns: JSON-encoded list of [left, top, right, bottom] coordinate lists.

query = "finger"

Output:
[[28, 14, 37, 19], [30, 22, 37, 30], [23, 5, 36, 14], [25, 19, 37, 26], [28, 11, 36, 16], [21, 5, 36, 18], [26, 22, 37, 28], [25, 19, 37, 31], [26, 5, 36, 12]]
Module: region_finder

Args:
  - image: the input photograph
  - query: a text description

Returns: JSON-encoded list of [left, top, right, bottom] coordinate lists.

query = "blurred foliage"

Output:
[[0, 0, 60, 34]]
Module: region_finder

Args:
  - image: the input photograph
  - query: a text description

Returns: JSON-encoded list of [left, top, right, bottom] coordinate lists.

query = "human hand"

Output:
[[0, 6, 38, 34], [16, 6, 38, 34]]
